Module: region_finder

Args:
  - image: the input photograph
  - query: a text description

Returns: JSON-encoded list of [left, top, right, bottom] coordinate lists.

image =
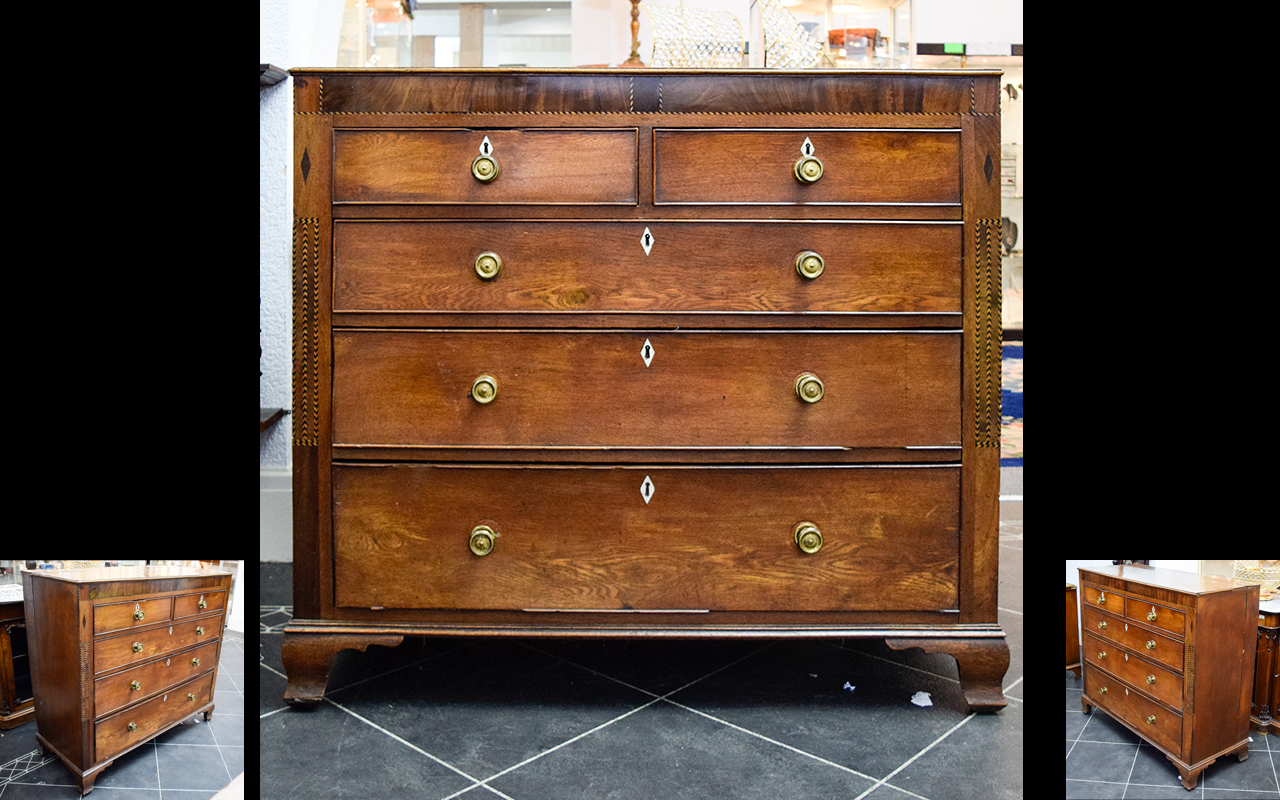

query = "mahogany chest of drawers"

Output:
[[1079, 564, 1259, 790], [285, 68, 1010, 711], [22, 566, 231, 795]]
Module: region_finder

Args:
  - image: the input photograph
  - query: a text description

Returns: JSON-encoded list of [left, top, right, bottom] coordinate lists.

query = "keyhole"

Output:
[[644, 483, 650, 497], [482, 140, 491, 155], [644, 345, 651, 358], [804, 142, 812, 155], [644, 233, 651, 246]]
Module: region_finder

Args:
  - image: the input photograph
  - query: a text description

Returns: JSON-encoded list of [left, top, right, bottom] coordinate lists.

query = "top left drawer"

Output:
[[333, 128, 638, 205]]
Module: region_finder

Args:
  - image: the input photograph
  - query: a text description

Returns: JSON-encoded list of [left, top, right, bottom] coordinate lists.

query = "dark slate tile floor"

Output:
[[1066, 667, 1280, 799], [260, 521, 1022, 800], [0, 631, 244, 799]]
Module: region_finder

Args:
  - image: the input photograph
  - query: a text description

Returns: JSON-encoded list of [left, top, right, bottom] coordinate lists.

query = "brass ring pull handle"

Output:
[[134, 604, 144, 620], [130, 681, 142, 691], [128, 722, 137, 732], [794, 154, 823, 184], [475, 251, 503, 280], [793, 521, 823, 554], [1146, 675, 1156, 684], [1147, 606, 1157, 621], [1096, 621, 1107, 629], [795, 251, 825, 280], [196, 626, 205, 635], [188, 693, 196, 701], [198, 597, 207, 610], [472, 154, 499, 182], [1099, 686, 1108, 694], [471, 374, 499, 404], [192, 657, 201, 667], [1096, 591, 1106, 604], [1146, 715, 1156, 725], [1097, 651, 1106, 659], [794, 372, 824, 404], [132, 642, 144, 653], [469, 524, 498, 556], [1146, 641, 1156, 650]]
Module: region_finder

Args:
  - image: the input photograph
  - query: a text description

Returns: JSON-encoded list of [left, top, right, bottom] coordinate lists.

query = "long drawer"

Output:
[[333, 128, 638, 204], [94, 618, 222, 674], [333, 221, 962, 314], [95, 672, 214, 763], [1085, 664, 1183, 755], [332, 330, 962, 448], [654, 129, 960, 205], [332, 463, 961, 612]]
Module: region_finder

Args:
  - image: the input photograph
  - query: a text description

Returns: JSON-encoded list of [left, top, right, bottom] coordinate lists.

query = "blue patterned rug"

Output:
[[1001, 343, 1022, 466]]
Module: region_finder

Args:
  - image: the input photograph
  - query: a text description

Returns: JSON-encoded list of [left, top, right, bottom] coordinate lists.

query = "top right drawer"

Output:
[[654, 129, 960, 206]]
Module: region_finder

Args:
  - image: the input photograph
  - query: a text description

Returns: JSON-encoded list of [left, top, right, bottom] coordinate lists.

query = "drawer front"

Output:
[[174, 590, 225, 620], [94, 597, 172, 635], [1082, 632, 1183, 710], [654, 129, 960, 205], [94, 641, 220, 718], [332, 221, 962, 314], [1124, 596, 1186, 638], [94, 619, 221, 675], [333, 128, 638, 204], [1080, 583, 1125, 617], [95, 672, 214, 763], [1082, 606, 1184, 672], [332, 331, 961, 448], [1085, 664, 1183, 755], [333, 463, 960, 612]]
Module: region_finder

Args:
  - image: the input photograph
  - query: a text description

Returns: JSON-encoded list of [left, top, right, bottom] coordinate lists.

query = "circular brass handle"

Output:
[[1147, 608, 1157, 621], [130, 681, 142, 691], [1100, 687, 1108, 694], [128, 722, 137, 732], [795, 372, 824, 404], [196, 626, 205, 635], [1146, 641, 1156, 649], [198, 599, 207, 609], [1098, 651, 1106, 659], [475, 251, 503, 280], [469, 524, 497, 556], [192, 658, 201, 667], [135, 608, 145, 620], [1096, 592, 1106, 604], [1147, 675, 1156, 684], [793, 521, 823, 554], [472, 154, 499, 182], [795, 251, 825, 280], [794, 155, 823, 184], [188, 693, 196, 701], [1146, 715, 1156, 725], [132, 642, 144, 653], [1096, 621, 1107, 629], [471, 373, 499, 404]]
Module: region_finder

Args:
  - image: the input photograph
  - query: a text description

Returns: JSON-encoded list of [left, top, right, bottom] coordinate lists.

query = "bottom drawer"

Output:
[[1085, 664, 1183, 755], [333, 463, 960, 613], [95, 672, 214, 763]]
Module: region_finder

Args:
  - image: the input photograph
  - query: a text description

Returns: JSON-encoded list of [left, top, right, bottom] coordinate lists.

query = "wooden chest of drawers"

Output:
[[1079, 565, 1259, 790], [285, 68, 1010, 712], [22, 567, 231, 795]]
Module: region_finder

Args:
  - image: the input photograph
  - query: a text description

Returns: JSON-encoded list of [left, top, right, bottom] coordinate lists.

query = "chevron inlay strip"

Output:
[[975, 219, 1002, 447]]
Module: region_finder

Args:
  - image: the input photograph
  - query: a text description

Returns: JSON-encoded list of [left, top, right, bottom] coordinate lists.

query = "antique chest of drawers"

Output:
[[23, 567, 231, 795], [285, 68, 1010, 711], [1078, 564, 1259, 790]]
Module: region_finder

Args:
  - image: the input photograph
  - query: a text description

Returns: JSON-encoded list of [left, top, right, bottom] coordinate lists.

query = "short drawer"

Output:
[[94, 640, 220, 718], [95, 672, 214, 763], [174, 590, 225, 620], [94, 619, 221, 675], [1085, 664, 1182, 755], [654, 129, 960, 205], [94, 597, 172, 635], [1082, 606, 1184, 672], [332, 221, 962, 314], [1082, 632, 1182, 711], [1124, 596, 1186, 638], [333, 128, 638, 204], [332, 330, 961, 448], [333, 463, 960, 612], [1080, 584, 1125, 618]]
